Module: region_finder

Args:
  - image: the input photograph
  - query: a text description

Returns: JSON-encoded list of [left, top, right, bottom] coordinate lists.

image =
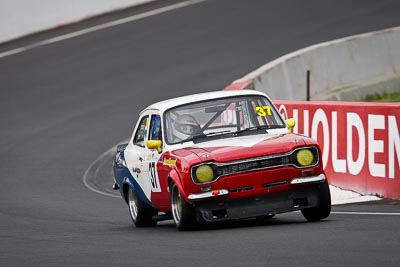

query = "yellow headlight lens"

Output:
[[296, 149, 314, 166], [195, 165, 214, 183]]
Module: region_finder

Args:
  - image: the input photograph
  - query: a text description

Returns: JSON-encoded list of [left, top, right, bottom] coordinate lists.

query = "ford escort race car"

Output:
[[113, 90, 331, 230]]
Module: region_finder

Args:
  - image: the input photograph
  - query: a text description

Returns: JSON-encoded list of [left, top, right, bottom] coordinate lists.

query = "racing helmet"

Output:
[[172, 114, 200, 141]]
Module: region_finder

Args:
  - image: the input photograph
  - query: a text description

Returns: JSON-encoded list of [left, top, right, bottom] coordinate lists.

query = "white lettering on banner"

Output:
[[368, 115, 386, 178], [292, 109, 298, 133], [277, 104, 399, 180], [311, 109, 330, 169], [332, 112, 346, 173], [304, 110, 309, 137], [279, 105, 288, 121], [347, 113, 365, 175], [388, 116, 400, 178]]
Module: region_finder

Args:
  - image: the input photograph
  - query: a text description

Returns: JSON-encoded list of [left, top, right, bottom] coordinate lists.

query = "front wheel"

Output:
[[128, 187, 157, 227], [301, 180, 331, 222], [170, 182, 197, 231]]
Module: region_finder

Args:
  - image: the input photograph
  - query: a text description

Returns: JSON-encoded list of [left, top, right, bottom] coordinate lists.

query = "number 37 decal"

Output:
[[256, 106, 272, 116]]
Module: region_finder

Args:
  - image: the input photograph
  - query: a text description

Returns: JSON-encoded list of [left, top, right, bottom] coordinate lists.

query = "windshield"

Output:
[[164, 95, 285, 144]]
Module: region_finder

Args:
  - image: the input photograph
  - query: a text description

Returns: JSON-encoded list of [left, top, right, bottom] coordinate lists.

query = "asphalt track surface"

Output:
[[1, 0, 400, 266]]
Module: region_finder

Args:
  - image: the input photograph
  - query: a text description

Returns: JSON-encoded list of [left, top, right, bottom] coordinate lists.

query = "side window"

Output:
[[133, 116, 149, 147], [149, 115, 162, 141]]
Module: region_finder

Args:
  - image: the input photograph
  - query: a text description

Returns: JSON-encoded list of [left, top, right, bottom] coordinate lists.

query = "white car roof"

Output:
[[143, 90, 269, 114]]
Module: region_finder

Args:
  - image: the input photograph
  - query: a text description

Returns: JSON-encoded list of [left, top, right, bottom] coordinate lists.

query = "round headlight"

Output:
[[195, 165, 214, 183], [296, 149, 314, 166]]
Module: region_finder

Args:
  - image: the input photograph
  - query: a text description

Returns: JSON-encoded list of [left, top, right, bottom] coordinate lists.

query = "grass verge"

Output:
[[363, 92, 400, 102]]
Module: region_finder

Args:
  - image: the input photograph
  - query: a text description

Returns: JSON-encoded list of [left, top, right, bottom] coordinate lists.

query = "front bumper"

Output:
[[191, 174, 327, 223], [188, 174, 326, 201], [196, 186, 321, 222], [188, 189, 230, 201], [290, 174, 326, 185]]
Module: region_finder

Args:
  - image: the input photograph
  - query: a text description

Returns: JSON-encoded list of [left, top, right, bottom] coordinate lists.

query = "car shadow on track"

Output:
[[152, 213, 331, 232]]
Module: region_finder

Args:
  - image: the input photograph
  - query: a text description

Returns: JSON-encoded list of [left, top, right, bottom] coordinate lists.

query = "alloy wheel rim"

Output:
[[171, 185, 182, 224], [128, 189, 138, 220]]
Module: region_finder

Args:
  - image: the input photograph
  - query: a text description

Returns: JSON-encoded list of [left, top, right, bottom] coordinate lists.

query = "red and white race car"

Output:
[[113, 90, 331, 230]]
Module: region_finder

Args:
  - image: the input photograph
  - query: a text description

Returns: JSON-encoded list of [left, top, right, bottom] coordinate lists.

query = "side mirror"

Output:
[[146, 140, 162, 153], [285, 118, 296, 132]]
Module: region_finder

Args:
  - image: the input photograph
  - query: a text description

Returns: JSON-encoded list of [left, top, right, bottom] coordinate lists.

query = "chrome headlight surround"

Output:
[[191, 164, 218, 184], [289, 147, 319, 168]]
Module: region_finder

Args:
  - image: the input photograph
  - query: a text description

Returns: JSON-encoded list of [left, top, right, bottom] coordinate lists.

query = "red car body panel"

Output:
[[150, 134, 323, 212]]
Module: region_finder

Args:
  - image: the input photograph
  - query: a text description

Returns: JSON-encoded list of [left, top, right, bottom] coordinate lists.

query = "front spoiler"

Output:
[[196, 186, 323, 222]]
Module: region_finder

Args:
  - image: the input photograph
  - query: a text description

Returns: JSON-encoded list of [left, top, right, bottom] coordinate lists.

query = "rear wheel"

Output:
[[301, 180, 331, 222], [170, 182, 197, 231], [128, 187, 157, 227]]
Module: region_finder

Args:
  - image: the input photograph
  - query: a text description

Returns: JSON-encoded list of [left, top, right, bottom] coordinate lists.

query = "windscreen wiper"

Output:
[[192, 131, 233, 143], [234, 126, 270, 136]]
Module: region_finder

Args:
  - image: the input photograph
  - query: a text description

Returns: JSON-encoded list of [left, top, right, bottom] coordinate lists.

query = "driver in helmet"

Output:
[[172, 114, 201, 142]]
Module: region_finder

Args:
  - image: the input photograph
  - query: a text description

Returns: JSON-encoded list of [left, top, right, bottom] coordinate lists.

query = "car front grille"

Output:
[[191, 147, 320, 185], [216, 154, 290, 178]]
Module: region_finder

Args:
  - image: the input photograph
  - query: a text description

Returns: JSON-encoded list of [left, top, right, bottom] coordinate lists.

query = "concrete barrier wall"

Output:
[[226, 27, 400, 199], [234, 26, 400, 101], [0, 0, 153, 44]]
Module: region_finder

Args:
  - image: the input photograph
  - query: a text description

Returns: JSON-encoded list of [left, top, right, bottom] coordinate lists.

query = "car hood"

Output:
[[180, 133, 314, 163]]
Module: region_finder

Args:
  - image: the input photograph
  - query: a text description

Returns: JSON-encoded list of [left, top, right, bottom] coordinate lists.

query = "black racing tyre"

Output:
[[128, 187, 157, 227], [301, 180, 331, 222], [170, 182, 197, 231]]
